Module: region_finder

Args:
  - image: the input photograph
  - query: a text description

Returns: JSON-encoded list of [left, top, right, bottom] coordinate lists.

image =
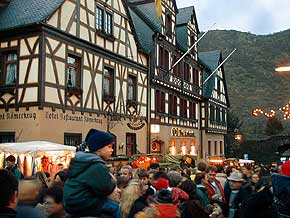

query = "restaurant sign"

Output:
[[171, 127, 195, 137]]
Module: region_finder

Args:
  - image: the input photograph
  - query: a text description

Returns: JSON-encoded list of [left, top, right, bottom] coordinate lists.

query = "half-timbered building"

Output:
[[199, 50, 230, 159], [128, 0, 202, 158], [0, 0, 149, 156]]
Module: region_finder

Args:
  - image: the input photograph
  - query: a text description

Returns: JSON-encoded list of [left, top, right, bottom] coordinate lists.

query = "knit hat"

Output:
[[280, 161, 290, 176], [154, 178, 169, 190], [85, 129, 114, 152]]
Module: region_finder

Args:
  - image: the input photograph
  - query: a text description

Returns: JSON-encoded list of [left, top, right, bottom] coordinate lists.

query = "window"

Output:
[[220, 141, 223, 155], [208, 141, 211, 156], [67, 54, 81, 88], [184, 62, 190, 81], [96, 7, 104, 31], [193, 68, 199, 84], [189, 101, 196, 119], [0, 51, 17, 84], [155, 90, 165, 113], [64, 133, 82, 146], [217, 79, 221, 96], [210, 105, 215, 122], [166, 14, 172, 36], [105, 13, 112, 35], [164, 50, 169, 70], [96, 7, 113, 35], [216, 108, 221, 124], [180, 98, 187, 118], [103, 67, 114, 97], [0, 132, 15, 143], [190, 35, 195, 47], [214, 141, 217, 155], [126, 133, 136, 156], [159, 46, 169, 70], [172, 55, 180, 77], [127, 75, 137, 101], [169, 94, 177, 115]]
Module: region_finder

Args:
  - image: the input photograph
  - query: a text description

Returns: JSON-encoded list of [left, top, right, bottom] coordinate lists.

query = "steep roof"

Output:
[[127, 1, 162, 54], [199, 50, 221, 97], [199, 50, 230, 106], [0, 0, 64, 31]]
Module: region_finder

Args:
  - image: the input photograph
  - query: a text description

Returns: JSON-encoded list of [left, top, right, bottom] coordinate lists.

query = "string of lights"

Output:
[[252, 101, 290, 120]]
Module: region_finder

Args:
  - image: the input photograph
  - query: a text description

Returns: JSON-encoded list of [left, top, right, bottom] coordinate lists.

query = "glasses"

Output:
[[43, 201, 55, 207]]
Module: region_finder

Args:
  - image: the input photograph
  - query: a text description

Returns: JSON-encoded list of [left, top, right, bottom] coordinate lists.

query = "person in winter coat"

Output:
[[239, 176, 275, 218], [0, 169, 19, 218], [194, 173, 211, 213], [63, 129, 116, 218], [272, 161, 290, 217], [5, 155, 23, 180]]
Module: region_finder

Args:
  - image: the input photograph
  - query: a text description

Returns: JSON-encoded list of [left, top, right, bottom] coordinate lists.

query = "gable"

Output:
[[0, 0, 64, 31]]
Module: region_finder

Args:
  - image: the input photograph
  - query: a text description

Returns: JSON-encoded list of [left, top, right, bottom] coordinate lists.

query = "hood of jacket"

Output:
[[67, 151, 105, 178]]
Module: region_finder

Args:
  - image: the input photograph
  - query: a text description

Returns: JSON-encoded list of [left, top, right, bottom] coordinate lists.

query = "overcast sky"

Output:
[[175, 0, 290, 35]]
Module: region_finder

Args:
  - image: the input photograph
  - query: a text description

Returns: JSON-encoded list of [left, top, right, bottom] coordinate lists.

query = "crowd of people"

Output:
[[1, 128, 290, 218]]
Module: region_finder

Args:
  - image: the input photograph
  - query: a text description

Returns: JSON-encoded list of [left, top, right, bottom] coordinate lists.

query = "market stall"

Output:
[[0, 141, 76, 177]]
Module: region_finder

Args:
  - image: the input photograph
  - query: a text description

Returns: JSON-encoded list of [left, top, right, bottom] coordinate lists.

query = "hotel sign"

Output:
[[171, 127, 195, 137]]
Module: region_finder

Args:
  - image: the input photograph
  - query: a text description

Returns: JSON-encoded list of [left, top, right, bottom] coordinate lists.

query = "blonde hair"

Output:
[[120, 179, 143, 218]]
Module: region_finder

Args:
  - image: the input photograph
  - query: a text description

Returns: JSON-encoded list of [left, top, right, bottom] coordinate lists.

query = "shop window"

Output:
[[0, 51, 17, 85], [64, 133, 82, 146], [0, 132, 15, 143], [127, 75, 137, 102], [126, 133, 136, 156], [103, 67, 114, 99], [66, 54, 81, 88]]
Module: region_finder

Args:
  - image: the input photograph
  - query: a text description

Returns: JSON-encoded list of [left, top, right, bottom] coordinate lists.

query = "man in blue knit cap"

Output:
[[64, 129, 120, 218]]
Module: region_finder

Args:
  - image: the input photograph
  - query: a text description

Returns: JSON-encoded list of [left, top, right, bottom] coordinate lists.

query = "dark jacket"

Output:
[[63, 151, 115, 217], [224, 183, 252, 218], [239, 186, 275, 218], [0, 207, 16, 218], [128, 194, 148, 218], [272, 173, 290, 217]]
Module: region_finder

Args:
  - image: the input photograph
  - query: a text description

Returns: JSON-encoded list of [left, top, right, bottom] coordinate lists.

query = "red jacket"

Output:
[[156, 204, 180, 218], [205, 179, 226, 204]]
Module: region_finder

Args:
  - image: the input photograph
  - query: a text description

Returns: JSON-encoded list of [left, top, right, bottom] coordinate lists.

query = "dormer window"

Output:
[[166, 13, 172, 36]]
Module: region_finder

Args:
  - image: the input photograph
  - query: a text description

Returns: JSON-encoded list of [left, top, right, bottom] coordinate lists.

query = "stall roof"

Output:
[[0, 141, 76, 155]]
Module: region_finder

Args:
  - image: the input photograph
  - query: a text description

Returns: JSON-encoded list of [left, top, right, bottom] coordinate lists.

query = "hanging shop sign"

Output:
[[171, 127, 195, 137], [127, 111, 145, 130]]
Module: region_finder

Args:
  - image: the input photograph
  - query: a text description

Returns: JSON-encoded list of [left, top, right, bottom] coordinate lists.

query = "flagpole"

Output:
[[169, 23, 216, 72], [203, 48, 237, 85]]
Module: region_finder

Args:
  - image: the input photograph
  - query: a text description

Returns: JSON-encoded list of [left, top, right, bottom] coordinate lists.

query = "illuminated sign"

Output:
[[171, 128, 195, 137]]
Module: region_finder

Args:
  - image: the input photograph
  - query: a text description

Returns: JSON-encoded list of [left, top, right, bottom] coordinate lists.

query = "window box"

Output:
[[66, 86, 83, 96], [103, 95, 115, 103]]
